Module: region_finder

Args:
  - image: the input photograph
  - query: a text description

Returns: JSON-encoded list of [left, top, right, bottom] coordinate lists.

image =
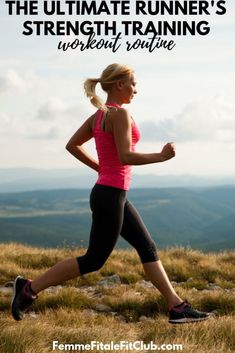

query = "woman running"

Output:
[[11, 63, 211, 324]]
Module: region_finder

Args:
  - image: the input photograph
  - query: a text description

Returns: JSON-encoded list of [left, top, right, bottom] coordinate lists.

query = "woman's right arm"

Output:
[[66, 114, 99, 172], [112, 108, 175, 165]]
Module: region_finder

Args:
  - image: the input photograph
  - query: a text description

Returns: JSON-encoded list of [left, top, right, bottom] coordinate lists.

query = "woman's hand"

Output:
[[160, 143, 176, 161]]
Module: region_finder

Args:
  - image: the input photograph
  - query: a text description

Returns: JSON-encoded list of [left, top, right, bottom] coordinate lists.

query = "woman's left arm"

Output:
[[66, 115, 99, 172]]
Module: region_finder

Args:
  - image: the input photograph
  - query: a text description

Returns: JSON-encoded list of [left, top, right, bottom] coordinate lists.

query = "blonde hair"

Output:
[[84, 63, 134, 111]]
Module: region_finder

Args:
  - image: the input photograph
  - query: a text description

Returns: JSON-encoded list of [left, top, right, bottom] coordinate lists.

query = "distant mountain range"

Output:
[[0, 168, 235, 192], [0, 186, 234, 252]]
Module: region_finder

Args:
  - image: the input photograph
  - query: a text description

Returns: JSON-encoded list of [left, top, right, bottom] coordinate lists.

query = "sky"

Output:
[[0, 1, 235, 177]]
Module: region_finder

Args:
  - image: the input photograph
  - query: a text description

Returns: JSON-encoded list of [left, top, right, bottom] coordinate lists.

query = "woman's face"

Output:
[[119, 74, 137, 104]]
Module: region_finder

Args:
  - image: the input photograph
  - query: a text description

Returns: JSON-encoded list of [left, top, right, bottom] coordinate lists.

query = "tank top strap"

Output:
[[107, 102, 121, 110], [94, 103, 121, 132], [94, 110, 104, 131]]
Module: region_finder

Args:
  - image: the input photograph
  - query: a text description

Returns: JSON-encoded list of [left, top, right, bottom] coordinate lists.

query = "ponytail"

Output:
[[84, 78, 107, 112], [84, 63, 134, 112]]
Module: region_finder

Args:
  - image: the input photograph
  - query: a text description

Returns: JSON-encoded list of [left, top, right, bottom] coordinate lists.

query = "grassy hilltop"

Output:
[[0, 243, 234, 353]]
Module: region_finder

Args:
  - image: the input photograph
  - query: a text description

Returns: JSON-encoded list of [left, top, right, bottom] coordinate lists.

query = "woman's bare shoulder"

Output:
[[108, 107, 131, 125]]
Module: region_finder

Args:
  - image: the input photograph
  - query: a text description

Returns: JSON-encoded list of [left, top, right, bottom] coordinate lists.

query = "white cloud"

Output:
[[0, 111, 10, 124], [140, 95, 235, 143], [0, 97, 91, 140], [36, 98, 68, 120], [0, 69, 41, 93], [35, 97, 91, 122], [0, 69, 25, 91]]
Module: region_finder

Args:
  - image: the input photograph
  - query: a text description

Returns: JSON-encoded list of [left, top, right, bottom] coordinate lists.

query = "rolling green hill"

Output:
[[0, 187, 234, 251]]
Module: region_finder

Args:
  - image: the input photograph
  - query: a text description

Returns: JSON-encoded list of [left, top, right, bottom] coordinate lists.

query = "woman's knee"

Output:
[[76, 255, 106, 275], [139, 241, 159, 263]]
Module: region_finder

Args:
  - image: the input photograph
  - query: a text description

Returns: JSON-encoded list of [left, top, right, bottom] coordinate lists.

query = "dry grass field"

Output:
[[0, 243, 234, 353]]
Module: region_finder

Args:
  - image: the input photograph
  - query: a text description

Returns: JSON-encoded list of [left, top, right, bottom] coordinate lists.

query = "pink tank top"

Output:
[[93, 103, 140, 190]]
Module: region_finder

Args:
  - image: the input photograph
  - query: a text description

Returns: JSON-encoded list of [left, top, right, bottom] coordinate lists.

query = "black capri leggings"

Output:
[[77, 184, 159, 275]]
